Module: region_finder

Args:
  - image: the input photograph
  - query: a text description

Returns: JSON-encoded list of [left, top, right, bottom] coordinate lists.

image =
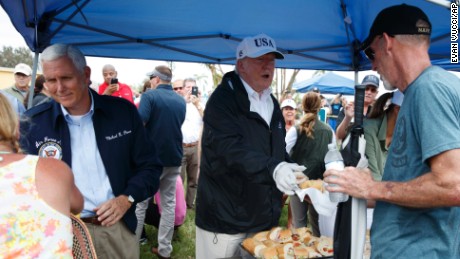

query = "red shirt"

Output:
[[98, 81, 134, 103]]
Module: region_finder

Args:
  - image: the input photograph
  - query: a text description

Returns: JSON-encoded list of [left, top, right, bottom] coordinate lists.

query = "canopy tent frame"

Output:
[[2, 1, 456, 257]]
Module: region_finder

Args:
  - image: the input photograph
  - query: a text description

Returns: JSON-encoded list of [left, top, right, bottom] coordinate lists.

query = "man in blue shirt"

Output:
[[324, 4, 460, 258], [20, 44, 162, 259], [138, 65, 186, 259]]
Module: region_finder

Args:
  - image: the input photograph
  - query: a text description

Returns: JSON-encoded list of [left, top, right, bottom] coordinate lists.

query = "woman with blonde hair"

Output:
[[285, 92, 334, 236], [0, 94, 83, 258]]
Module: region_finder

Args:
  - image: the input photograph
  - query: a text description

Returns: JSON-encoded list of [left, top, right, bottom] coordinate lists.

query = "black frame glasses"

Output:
[[363, 35, 387, 61], [364, 46, 375, 61]]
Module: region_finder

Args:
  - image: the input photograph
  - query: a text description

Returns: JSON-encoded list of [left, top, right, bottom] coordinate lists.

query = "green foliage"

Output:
[[0, 46, 33, 68], [141, 209, 196, 259], [140, 204, 289, 258]]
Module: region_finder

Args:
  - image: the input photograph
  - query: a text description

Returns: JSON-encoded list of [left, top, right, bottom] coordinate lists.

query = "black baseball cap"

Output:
[[361, 4, 431, 50]]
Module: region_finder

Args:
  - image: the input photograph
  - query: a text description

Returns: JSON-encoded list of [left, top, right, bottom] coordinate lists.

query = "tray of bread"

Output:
[[241, 226, 333, 258]]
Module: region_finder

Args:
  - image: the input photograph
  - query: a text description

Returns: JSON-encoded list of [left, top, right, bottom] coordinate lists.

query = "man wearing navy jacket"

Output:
[[20, 43, 162, 259]]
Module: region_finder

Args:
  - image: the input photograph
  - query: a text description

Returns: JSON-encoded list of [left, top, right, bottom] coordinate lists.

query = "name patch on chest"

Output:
[[105, 130, 132, 141]]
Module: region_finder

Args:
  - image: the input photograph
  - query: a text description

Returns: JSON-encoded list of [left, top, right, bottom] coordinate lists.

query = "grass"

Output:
[[140, 200, 289, 258]]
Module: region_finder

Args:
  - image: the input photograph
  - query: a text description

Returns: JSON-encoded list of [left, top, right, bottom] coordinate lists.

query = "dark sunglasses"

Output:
[[363, 35, 387, 61], [149, 75, 157, 80], [365, 86, 377, 93], [173, 87, 183, 91], [364, 46, 375, 61]]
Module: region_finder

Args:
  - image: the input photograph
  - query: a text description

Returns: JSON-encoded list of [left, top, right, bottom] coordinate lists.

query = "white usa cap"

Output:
[[236, 34, 284, 60]]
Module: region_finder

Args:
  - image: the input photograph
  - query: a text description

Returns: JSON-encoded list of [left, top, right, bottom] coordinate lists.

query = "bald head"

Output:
[[102, 64, 117, 84]]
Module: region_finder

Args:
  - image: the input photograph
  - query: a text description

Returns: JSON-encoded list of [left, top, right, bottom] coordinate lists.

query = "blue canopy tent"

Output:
[[0, 1, 457, 258], [293, 72, 355, 95], [0, 0, 456, 71]]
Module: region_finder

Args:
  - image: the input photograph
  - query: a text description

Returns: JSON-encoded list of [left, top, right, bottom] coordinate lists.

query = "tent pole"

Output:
[[27, 51, 39, 109], [27, 0, 39, 109], [354, 71, 358, 85]]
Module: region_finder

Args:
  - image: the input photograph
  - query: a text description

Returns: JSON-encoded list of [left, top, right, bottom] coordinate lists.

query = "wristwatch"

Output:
[[127, 195, 135, 203]]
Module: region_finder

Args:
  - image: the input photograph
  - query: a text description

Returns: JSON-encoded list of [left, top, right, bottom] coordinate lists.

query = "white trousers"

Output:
[[195, 226, 252, 259]]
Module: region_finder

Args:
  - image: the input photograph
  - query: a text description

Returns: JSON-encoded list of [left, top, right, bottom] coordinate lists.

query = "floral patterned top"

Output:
[[0, 155, 73, 258]]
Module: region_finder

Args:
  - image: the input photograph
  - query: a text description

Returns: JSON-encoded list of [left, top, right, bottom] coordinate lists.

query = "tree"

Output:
[[0, 46, 33, 68], [203, 63, 300, 101], [273, 68, 300, 100], [205, 63, 225, 89]]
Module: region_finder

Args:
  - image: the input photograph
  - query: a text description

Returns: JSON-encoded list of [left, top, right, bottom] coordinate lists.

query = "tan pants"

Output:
[[180, 145, 200, 208], [85, 221, 139, 259]]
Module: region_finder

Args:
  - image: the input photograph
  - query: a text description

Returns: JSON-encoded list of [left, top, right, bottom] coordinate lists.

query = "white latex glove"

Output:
[[273, 162, 307, 195]]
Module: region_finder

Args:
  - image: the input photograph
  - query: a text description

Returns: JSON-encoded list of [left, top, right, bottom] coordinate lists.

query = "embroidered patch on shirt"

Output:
[[38, 141, 63, 160]]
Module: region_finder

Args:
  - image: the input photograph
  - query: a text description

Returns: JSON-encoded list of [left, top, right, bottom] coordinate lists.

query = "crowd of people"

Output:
[[1, 4, 459, 259]]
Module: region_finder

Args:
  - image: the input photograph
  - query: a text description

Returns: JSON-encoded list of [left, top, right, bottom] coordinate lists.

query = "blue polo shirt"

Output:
[[138, 84, 186, 166]]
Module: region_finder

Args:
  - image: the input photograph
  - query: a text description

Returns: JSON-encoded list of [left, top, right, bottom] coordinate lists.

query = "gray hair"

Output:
[[183, 77, 197, 86], [40, 44, 87, 72]]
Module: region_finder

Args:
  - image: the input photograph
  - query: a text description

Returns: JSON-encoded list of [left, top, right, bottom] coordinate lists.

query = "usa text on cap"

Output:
[[236, 34, 284, 60]]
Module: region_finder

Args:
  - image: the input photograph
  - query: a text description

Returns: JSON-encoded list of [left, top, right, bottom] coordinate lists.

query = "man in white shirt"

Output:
[[180, 78, 204, 209], [195, 33, 305, 258]]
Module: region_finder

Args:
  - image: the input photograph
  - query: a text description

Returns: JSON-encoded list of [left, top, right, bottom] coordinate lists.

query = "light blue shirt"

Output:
[[371, 66, 460, 258], [61, 93, 115, 217]]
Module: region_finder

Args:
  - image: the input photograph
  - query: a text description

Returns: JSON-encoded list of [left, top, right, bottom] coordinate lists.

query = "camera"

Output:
[[110, 78, 118, 84], [192, 86, 199, 96]]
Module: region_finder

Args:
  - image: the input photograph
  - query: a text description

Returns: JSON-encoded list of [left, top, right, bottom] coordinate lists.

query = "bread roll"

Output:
[[268, 226, 283, 242], [275, 243, 295, 259], [301, 232, 313, 245], [254, 244, 267, 258], [296, 227, 312, 238], [262, 239, 277, 247], [305, 236, 320, 247], [305, 246, 323, 258], [299, 179, 324, 192], [261, 245, 279, 259], [316, 236, 334, 256], [253, 230, 269, 242], [242, 238, 263, 255], [278, 229, 293, 243], [293, 246, 310, 259]]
